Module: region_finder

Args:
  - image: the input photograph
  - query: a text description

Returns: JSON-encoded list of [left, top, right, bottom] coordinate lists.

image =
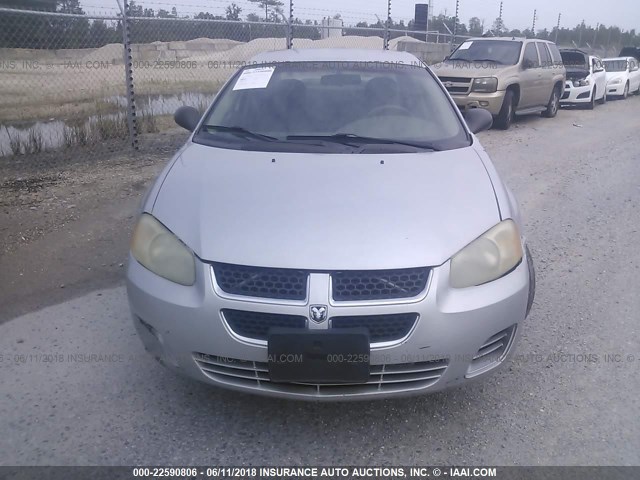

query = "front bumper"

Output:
[[450, 91, 506, 116], [606, 83, 625, 96], [126, 250, 531, 401], [561, 83, 593, 104]]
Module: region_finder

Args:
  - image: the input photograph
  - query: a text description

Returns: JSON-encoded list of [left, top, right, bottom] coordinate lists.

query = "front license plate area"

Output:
[[268, 328, 370, 384]]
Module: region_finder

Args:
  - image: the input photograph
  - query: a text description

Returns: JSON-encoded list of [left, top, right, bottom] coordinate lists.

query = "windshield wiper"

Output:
[[201, 125, 278, 142], [287, 134, 441, 151]]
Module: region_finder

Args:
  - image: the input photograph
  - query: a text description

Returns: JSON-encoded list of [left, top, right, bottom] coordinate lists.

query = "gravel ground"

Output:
[[1, 96, 639, 466]]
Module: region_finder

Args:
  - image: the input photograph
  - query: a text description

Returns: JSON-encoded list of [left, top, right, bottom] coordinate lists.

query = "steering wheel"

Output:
[[368, 104, 411, 116]]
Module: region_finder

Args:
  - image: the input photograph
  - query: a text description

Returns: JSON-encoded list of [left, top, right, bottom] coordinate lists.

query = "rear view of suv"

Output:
[[434, 37, 566, 129]]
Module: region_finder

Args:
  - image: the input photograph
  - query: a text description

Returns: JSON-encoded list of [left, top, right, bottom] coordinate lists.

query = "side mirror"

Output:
[[464, 108, 493, 134], [444, 55, 450, 61], [174, 106, 201, 132]]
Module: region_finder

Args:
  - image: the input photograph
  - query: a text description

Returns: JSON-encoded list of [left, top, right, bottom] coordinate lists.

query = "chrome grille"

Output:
[[194, 354, 448, 397], [467, 325, 516, 376], [223, 309, 306, 340], [332, 267, 429, 301], [438, 76, 472, 95]]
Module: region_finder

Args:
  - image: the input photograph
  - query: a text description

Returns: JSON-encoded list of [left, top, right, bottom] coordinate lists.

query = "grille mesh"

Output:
[[332, 267, 429, 301], [213, 263, 308, 300], [332, 313, 418, 342], [223, 309, 306, 340]]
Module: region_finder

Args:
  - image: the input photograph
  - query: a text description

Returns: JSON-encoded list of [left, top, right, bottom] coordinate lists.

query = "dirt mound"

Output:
[[81, 43, 124, 63]]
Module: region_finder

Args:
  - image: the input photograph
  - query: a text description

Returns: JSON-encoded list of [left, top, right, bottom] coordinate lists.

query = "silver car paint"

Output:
[[150, 144, 500, 270]]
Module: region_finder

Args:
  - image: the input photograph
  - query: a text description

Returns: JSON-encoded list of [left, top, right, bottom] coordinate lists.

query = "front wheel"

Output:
[[542, 86, 560, 118], [586, 89, 595, 110], [597, 89, 607, 104], [622, 82, 629, 99], [495, 90, 515, 130]]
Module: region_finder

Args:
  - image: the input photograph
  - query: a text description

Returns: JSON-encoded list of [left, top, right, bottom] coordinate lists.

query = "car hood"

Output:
[[606, 72, 628, 82], [433, 60, 508, 78], [566, 68, 589, 80], [151, 143, 501, 270]]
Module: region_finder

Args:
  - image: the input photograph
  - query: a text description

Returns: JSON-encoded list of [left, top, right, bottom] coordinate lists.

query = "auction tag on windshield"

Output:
[[457, 41, 473, 50], [233, 66, 275, 90]]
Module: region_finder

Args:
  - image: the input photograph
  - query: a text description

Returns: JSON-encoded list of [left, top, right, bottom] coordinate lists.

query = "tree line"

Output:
[[0, 0, 637, 50]]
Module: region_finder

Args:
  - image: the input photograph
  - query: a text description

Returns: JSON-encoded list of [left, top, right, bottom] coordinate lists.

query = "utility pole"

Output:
[[383, 0, 391, 50], [425, 0, 430, 42], [593, 22, 599, 46], [531, 9, 536, 38], [453, 0, 459, 43], [578, 19, 584, 46], [554, 13, 561, 43]]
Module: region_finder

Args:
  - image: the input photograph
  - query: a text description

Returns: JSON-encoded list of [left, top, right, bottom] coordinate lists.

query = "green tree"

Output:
[[225, 3, 242, 21], [248, 0, 283, 22], [468, 16, 483, 36]]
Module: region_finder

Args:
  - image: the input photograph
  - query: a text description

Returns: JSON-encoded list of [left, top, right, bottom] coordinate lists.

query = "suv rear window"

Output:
[[548, 43, 563, 66], [537, 43, 552, 68], [523, 43, 540, 68]]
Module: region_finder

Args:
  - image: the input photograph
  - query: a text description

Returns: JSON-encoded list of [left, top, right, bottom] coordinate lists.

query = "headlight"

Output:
[[131, 213, 195, 286], [470, 77, 498, 93], [609, 78, 622, 85], [450, 219, 523, 288], [573, 79, 589, 87]]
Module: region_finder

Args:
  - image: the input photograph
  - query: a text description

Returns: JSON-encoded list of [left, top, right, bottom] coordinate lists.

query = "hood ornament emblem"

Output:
[[309, 305, 328, 323]]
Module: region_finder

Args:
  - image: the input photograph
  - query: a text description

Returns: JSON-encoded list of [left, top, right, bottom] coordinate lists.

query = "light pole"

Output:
[[554, 13, 561, 43]]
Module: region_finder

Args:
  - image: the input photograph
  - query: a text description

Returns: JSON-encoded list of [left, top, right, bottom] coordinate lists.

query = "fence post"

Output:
[[383, 0, 391, 50], [118, 0, 138, 151], [287, 0, 293, 49]]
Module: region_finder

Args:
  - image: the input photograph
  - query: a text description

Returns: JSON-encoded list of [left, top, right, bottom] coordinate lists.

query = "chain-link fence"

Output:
[[0, 3, 467, 165]]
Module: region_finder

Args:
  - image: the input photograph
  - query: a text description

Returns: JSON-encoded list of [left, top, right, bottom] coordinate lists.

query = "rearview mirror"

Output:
[[464, 108, 493, 134], [174, 106, 201, 132]]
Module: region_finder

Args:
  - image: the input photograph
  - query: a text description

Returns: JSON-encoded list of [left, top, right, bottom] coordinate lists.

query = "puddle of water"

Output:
[[0, 92, 216, 156]]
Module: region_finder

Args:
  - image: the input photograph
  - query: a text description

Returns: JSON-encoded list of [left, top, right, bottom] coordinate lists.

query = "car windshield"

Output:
[[561, 51, 588, 69], [604, 60, 628, 72], [196, 61, 469, 153], [448, 40, 522, 65]]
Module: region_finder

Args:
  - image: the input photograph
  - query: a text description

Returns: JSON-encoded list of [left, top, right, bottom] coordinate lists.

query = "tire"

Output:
[[495, 90, 515, 130], [525, 244, 536, 318], [598, 88, 607, 104], [542, 85, 560, 118], [586, 89, 595, 110], [622, 82, 629, 99]]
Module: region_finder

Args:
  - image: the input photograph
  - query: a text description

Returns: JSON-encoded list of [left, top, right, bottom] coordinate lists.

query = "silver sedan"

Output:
[[126, 48, 535, 400]]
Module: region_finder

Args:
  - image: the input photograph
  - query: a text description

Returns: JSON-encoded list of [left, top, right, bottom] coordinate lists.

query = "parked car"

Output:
[[126, 49, 535, 401], [619, 46, 640, 63], [434, 37, 566, 129], [603, 57, 640, 99], [559, 49, 607, 109]]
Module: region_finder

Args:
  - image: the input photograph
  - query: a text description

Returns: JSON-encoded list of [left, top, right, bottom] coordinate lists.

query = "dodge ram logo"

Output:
[[310, 305, 328, 323]]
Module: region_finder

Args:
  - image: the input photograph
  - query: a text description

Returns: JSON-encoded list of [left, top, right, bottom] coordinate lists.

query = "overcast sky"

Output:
[[83, 0, 639, 32]]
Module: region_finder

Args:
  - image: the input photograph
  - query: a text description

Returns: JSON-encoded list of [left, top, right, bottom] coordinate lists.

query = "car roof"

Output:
[[249, 48, 421, 65], [603, 57, 631, 61], [559, 48, 588, 54], [466, 36, 549, 43]]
